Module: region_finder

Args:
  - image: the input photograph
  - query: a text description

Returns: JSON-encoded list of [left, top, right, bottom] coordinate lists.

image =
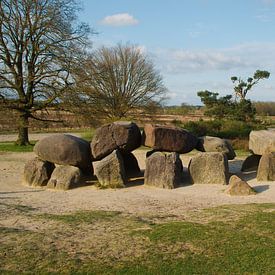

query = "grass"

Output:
[[0, 203, 274, 274], [0, 127, 95, 152], [0, 141, 36, 152]]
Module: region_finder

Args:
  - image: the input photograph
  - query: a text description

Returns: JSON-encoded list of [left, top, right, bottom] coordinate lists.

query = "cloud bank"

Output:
[[152, 43, 275, 74]]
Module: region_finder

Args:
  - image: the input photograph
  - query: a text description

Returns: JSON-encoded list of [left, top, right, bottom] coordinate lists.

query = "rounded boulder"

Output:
[[34, 134, 92, 170]]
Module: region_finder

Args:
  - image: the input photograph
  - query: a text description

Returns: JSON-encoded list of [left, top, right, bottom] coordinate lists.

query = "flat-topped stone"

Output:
[[142, 124, 197, 154], [249, 130, 275, 155]]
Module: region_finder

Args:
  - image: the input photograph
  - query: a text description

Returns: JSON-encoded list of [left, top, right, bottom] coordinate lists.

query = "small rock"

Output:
[[188, 152, 229, 184], [257, 152, 275, 181], [23, 157, 54, 187], [225, 175, 256, 196], [142, 124, 197, 153], [144, 152, 183, 189], [47, 166, 82, 190], [93, 150, 126, 188]]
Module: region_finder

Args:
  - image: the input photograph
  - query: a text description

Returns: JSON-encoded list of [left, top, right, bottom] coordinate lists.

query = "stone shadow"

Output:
[[253, 185, 270, 193]]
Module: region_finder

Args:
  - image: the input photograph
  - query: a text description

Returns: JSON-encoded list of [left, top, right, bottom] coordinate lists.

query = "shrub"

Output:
[[184, 119, 265, 139]]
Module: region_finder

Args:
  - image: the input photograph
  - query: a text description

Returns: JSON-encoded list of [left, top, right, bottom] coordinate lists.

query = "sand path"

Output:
[[0, 149, 274, 220]]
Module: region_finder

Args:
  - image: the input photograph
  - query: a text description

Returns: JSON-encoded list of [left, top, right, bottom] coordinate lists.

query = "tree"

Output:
[[68, 44, 166, 120], [231, 70, 270, 100], [197, 90, 234, 119], [197, 90, 256, 121], [0, 0, 90, 145]]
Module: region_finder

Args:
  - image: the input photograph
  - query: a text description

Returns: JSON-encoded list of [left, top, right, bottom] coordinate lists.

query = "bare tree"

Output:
[[68, 44, 166, 120], [0, 0, 91, 145]]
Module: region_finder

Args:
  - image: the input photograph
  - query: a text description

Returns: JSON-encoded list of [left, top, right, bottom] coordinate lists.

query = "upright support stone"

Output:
[[23, 157, 55, 187], [257, 152, 275, 181], [47, 165, 82, 190], [93, 150, 127, 188], [188, 152, 229, 185], [144, 152, 183, 189]]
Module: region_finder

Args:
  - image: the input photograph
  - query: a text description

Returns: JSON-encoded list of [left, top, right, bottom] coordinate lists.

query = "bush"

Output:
[[183, 119, 265, 139]]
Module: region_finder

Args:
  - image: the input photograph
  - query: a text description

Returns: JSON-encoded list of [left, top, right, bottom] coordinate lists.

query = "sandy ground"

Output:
[[0, 147, 274, 222]]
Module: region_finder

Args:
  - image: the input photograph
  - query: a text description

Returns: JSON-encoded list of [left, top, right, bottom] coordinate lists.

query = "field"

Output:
[[0, 136, 275, 274]]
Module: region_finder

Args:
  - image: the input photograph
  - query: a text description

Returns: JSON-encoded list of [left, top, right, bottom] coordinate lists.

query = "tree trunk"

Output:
[[16, 113, 30, 146]]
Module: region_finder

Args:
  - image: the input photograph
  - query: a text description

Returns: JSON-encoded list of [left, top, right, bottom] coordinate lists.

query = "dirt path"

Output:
[[0, 150, 274, 223]]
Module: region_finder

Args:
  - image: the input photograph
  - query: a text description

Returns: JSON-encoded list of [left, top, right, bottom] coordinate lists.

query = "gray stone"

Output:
[[144, 152, 183, 189], [188, 152, 229, 185], [197, 136, 236, 160], [91, 121, 141, 160], [34, 134, 92, 171], [257, 152, 275, 181], [47, 165, 82, 190], [225, 175, 256, 196], [23, 157, 54, 187], [249, 130, 275, 155], [241, 154, 261, 172], [93, 150, 126, 188], [142, 124, 198, 154]]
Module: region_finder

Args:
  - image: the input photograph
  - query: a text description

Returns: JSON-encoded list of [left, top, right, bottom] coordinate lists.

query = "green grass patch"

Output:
[[0, 141, 36, 152], [80, 128, 96, 141], [0, 204, 274, 274], [39, 210, 121, 224]]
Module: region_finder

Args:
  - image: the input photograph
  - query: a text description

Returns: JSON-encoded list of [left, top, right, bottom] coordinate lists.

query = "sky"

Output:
[[79, 0, 275, 105]]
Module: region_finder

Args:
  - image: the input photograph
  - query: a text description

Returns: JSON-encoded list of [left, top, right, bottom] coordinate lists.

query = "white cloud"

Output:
[[100, 13, 139, 27]]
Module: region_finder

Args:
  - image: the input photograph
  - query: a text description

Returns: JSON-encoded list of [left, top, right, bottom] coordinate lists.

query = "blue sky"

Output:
[[79, 0, 275, 105]]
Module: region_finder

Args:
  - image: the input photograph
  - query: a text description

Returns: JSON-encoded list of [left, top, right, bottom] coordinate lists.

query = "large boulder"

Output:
[[34, 134, 92, 171], [93, 150, 126, 188], [144, 152, 183, 189], [241, 154, 261, 172], [188, 152, 229, 185], [225, 175, 256, 196], [47, 165, 82, 190], [23, 157, 55, 187], [257, 152, 275, 181], [121, 152, 141, 177], [142, 124, 197, 154], [91, 121, 141, 160], [196, 136, 236, 160], [249, 130, 275, 155]]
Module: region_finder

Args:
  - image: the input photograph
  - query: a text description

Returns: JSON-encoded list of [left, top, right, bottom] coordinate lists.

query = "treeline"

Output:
[[161, 102, 275, 116], [253, 102, 275, 116]]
